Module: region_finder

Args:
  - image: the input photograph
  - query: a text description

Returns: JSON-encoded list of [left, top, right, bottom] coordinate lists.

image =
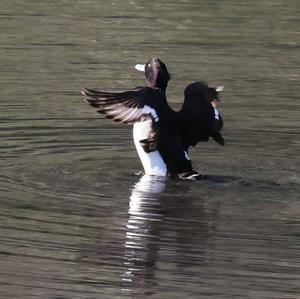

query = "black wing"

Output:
[[82, 86, 166, 124], [179, 81, 225, 148]]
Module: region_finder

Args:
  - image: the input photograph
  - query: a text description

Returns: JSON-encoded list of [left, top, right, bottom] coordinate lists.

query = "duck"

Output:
[[82, 58, 224, 179], [134, 59, 225, 150]]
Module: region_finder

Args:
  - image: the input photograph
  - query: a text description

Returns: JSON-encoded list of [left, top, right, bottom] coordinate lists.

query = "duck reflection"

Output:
[[122, 175, 219, 296], [122, 175, 165, 295]]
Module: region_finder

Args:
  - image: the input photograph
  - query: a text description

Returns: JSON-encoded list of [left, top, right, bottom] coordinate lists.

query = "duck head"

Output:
[[135, 58, 171, 92]]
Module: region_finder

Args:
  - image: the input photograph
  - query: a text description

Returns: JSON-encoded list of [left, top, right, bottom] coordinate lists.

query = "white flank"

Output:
[[134, 64, 145, 72], [133, 121, 167, 176]]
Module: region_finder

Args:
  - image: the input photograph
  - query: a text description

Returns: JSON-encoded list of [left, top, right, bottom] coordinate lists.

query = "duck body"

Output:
[[82, 58, 224, 178], [133, 121, 167, 176]]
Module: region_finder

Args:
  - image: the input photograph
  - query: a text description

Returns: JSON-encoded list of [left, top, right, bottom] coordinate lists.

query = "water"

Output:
[[0, 0, 299, 298]]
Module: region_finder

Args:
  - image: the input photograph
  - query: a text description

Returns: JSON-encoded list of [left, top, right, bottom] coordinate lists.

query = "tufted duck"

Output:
[[82, 58, 224, 179]]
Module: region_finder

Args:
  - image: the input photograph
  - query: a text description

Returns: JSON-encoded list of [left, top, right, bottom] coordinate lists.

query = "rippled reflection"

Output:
[[122, 175, 219, 296], [122, 176, 165, 295]]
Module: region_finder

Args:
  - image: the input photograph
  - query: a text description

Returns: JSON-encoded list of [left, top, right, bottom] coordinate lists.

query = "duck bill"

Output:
[[135, 64, 145, 72], [216, 85, 224, 92]]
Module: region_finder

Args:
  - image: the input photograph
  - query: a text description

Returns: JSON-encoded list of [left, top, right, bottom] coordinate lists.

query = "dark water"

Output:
[[0, 0, 299, 298]]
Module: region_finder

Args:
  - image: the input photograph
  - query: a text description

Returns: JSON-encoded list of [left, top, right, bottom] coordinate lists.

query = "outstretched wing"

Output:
[[180, 81, 225, 148], [82, 86, 165, 124]]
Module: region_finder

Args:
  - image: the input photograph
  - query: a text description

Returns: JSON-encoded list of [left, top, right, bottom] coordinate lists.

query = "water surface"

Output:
[[0, 0, 299, 298]]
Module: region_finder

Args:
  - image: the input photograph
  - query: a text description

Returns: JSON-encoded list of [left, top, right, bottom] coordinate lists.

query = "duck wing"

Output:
[[210, 109, 225, 145], [179, 81, 225, 148], [82, 86, 166, 124]]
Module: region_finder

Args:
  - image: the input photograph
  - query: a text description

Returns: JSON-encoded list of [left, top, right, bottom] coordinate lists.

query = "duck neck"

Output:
[[156, 79, 168, 94], [146, 63, 169, 93], [149, 77, 168, 94]]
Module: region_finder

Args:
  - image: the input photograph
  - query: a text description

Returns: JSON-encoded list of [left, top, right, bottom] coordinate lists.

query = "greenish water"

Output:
[[0, 0, 299, 298]]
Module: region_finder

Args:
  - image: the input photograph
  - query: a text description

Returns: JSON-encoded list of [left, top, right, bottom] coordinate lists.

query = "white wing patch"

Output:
[[184, 151, 191, 161], [214, 108, 220, 120], [99, 103, 159, 124], [142, 105, 159, 122]]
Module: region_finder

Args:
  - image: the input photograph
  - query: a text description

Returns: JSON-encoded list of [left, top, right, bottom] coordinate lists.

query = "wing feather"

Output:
[[180, 81, 225, 147], [82, 87, 165, 124]]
